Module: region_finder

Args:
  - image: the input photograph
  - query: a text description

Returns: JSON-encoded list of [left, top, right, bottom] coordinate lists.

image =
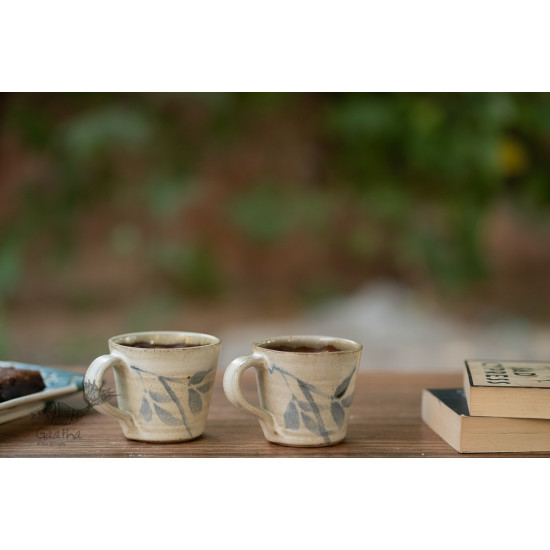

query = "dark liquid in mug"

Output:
[[263, 344, 340, 353], [127, 342, 202, 349]]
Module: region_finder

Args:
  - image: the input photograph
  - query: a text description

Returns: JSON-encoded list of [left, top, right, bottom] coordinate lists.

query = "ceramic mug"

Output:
[[223, 335, 362, 447], [84, 331, 221, 442]]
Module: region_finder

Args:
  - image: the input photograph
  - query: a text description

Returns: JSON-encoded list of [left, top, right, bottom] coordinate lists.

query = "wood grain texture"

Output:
[[1, 367, 549, 457]]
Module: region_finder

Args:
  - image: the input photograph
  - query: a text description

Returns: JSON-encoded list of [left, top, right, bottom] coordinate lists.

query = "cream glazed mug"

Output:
[[84, 331, 221, 442], [223, 335, 362, 447]]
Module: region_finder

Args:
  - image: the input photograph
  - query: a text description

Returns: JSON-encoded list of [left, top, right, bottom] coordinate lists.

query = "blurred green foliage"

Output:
[[1, 91, 550, 316]]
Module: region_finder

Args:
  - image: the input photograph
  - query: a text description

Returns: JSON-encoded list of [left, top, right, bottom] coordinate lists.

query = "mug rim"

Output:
[[109, 330, 221, 351], [252, 334, 362, 354]]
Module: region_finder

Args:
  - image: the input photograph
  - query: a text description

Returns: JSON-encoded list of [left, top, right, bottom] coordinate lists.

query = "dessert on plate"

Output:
[[0, 366, 46, 402]]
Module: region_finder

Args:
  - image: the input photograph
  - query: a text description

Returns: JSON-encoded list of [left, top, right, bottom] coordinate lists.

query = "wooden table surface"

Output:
[[2, 368, 549, 457]]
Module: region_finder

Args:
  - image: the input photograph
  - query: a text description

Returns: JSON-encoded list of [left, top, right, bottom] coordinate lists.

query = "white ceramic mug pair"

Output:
[[84, 331, 363, 447]]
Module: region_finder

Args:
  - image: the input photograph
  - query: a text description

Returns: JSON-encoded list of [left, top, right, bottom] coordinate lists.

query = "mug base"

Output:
[[123, 433, 204, 444], [267, 437, 345, 448]]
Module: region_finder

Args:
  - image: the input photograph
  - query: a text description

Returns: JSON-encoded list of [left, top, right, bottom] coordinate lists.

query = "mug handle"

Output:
[[84, 354, 135, 432], [223, 354, 276, 440]]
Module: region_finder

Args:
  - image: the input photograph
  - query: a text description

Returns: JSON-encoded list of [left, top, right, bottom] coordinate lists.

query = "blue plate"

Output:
[[0, 361, 84, 424]]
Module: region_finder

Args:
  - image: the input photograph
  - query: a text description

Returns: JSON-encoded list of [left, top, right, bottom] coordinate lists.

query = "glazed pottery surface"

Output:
[[84, 331, 220, 442], [223, 335, 362, 447]]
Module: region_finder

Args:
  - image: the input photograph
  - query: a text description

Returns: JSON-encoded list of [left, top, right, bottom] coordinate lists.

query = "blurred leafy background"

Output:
[[1, 92, 550, 365]]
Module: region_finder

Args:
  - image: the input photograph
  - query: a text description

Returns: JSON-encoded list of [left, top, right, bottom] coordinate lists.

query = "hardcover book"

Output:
[[421, 388, 550, 453], [464, 360, 550, 419]]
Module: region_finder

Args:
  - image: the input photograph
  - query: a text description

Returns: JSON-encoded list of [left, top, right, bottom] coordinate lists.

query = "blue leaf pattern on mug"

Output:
[[300, 411, 320, 434], [158, 376, 192, 433], [196, 381, 213, 393], [188, 389, 202, 415], [148, 390, 172, 403], [131, 365, 192, 436], [140, 396, 153, 422], [297, 400, 313, 412], [130, 364, 216, 437], [330, 401, 345, 428], [283, 400, 300, 430], [268, 363, 358, 442], [189, 370, 209, 385], [298, 381, 329, 441], [333, 370, 354, 399], [153, 403, 181, 426], [341, 395, 354, 408]]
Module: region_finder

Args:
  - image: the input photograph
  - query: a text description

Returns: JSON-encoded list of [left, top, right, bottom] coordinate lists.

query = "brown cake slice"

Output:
[[0, 366, 46, 403]]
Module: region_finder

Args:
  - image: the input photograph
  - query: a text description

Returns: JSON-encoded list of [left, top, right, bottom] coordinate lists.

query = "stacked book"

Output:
[[421, 360, 550, 453]]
